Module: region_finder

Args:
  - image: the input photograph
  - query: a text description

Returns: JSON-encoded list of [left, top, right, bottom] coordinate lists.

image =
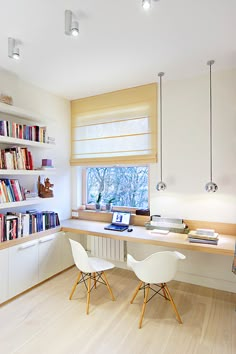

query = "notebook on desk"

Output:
[[104, 211, 131, 232]]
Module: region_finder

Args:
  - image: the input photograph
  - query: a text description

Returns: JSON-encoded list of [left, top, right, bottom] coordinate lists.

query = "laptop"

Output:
[[104, 211, 131, 232]]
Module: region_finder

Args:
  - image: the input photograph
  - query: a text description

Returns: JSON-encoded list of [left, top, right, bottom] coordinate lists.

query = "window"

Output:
[[86, 166, 149, 209]]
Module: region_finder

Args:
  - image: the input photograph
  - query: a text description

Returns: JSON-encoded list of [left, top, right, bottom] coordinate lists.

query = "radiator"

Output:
[[90, 236, 126, 262]]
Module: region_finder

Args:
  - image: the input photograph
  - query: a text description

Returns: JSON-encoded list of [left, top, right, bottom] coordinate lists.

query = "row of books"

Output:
[[188, 228, 219, 245], [0, 178, 25, 203], [0, 146, 34, 170], [0, 120, 47, 143], [0, 210, 60, 242]]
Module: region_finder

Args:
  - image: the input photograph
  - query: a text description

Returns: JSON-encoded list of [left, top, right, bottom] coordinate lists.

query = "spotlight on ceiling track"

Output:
[[8, 37, 20, 60], [65, 10, 79, 37], [142, 0, 160, 10]]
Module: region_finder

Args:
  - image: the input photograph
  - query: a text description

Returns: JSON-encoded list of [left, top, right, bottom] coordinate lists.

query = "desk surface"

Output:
[[61, 219, 236, 257]]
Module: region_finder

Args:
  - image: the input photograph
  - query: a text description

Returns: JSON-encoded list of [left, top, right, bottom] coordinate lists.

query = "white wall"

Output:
[[0, 67, 71, 220], [145, 69, 236, 292], [150, 68, 236, 222]]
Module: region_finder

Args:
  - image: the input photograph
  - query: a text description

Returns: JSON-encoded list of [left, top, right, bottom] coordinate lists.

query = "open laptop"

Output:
[[104, 211, 131, 232]]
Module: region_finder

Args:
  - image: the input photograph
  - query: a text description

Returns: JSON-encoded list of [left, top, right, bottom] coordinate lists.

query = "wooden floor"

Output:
[[1, 267, 236, 354]]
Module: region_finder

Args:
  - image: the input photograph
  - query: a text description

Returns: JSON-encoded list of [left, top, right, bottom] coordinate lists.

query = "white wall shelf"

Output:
[[0, 198, 46, 209], [0, 135, 54, 148], [0, 169, 56, 176], [0, 101, 53, 125]]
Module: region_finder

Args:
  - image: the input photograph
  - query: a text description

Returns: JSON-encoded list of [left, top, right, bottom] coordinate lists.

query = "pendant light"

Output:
[[205, 60, 218, 193], [156, 72, 167, 191]]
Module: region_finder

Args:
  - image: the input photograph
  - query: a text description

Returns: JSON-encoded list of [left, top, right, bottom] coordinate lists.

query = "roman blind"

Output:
[[70, 83, 157, 166]]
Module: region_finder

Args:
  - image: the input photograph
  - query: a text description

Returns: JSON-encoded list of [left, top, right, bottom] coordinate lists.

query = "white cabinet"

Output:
[[1, 231, 74, 304], [0, 248, 9, 303], [38, 233, 62, 282], [61, 232, 74, 270], [9, 240, 38, 298]]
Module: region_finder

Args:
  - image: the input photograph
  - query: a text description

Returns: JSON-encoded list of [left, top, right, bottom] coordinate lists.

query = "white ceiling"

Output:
[[0, 0, 235, 100]]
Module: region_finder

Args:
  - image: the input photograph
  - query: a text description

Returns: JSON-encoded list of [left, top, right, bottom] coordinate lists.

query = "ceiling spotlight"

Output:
[[205, 60, 218, 193], [8, 38, 20, 60], [142, 0, 160, 10], [156, 72, 167, 192], [65, 10, 79, 37]]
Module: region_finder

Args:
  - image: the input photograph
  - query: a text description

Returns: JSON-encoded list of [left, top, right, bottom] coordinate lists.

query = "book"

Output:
[[196, 228, 215, 236], [188, 237, 218, 245], [188, 230, 219, 240]]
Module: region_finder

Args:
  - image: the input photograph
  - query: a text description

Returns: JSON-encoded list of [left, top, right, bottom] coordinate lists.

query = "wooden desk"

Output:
[[61, 219, 236, 257]]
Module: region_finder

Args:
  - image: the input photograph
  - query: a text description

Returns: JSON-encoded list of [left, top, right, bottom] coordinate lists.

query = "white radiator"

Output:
[[90, 236, 126, 262]]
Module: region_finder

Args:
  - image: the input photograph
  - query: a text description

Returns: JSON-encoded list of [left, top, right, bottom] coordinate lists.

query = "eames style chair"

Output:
[[127, 251, 186, 328], [69, 239, 115, 314]]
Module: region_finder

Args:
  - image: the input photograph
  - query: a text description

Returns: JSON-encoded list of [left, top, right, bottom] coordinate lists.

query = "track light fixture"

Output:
[[142, 0, 160, 10], [8, 38, 20, 60], [156, 72, 167, 192], [205, 60, 218, 193], [65, 10, 79, 37]]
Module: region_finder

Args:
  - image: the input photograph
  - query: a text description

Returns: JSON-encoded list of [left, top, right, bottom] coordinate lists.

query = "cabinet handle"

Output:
[[39, 236, 55, 243], [19, 242, 37, 250]]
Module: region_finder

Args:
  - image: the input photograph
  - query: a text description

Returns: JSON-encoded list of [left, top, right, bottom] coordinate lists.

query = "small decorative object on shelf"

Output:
[[38, 159, 55, 170], [0, 94, 13, 105], [47, 136, 56, 145], [38, 176, 54, 198]]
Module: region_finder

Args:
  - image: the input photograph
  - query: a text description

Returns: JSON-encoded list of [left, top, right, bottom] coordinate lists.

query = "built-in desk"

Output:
[[61, 219, 236, 257]]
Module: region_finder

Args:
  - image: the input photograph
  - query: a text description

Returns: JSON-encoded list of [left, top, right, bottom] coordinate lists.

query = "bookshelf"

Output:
[[0, 102, 57, 239]]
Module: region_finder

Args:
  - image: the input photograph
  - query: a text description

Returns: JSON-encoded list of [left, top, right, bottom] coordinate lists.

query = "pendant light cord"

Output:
[[208, 60, 214, 183], [159, 74, 163, 181], [158, 72, 164, 182]]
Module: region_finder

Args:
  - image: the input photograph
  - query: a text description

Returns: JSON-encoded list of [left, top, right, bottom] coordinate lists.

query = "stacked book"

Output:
[[145, 216, 188, 234], [188, 228, 219, 245]]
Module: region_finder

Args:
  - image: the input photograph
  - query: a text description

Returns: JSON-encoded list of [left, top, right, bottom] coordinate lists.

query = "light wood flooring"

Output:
[[0, 267, 235, 354]]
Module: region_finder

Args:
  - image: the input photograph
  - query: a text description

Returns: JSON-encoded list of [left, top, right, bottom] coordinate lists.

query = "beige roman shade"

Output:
[[70, 83, 157, 166]]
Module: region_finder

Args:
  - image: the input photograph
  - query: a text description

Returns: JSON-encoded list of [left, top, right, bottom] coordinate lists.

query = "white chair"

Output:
[[127, 251, 186, 328], [69, 239, 115, 314]]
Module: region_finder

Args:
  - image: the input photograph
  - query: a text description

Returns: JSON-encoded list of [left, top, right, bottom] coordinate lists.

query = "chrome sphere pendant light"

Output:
[[156, 72, 167, 191], [205, 60, 218, 193]]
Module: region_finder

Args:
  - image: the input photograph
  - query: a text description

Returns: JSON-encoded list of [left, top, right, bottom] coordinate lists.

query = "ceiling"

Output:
[[0, 0, 235, 100]]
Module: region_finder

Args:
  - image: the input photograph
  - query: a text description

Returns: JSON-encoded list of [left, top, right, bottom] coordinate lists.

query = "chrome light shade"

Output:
[[205, 181, 218, 193], [156, 181, 167, 191]]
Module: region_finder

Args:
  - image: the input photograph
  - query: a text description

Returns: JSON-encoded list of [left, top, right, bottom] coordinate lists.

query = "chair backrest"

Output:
[[127, 251, 186, 284], [69, 239, 95, 273]]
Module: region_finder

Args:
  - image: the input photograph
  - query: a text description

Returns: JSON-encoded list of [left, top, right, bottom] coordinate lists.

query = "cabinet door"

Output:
[[9, 240, 38, 298], [38, 233, 62, 282], [61, 232, 74, 270], [0, 248, 9, 303]]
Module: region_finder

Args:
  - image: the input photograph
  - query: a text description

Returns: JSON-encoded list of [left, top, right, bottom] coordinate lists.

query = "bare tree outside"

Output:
[[87, 167, 148, 208]]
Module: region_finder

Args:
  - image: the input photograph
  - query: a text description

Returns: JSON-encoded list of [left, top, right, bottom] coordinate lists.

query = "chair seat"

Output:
[[88, 257, 115, 273]]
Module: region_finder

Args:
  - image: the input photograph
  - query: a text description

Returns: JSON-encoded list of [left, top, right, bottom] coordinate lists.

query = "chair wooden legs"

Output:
[[164, 284, 182, 324], [86, 275, 91, 315], [93, 272, 97, 289], [139, 284, 150, 329], [69, 271, 82, 300], [102, 271, 115, 301], [70, 271, 115, 314], [130, 281, 143, 304], [130, 281, 182, 328]]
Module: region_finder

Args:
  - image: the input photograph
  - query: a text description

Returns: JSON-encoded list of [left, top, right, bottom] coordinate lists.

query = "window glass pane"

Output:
[[86, 166, 148, 208]]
